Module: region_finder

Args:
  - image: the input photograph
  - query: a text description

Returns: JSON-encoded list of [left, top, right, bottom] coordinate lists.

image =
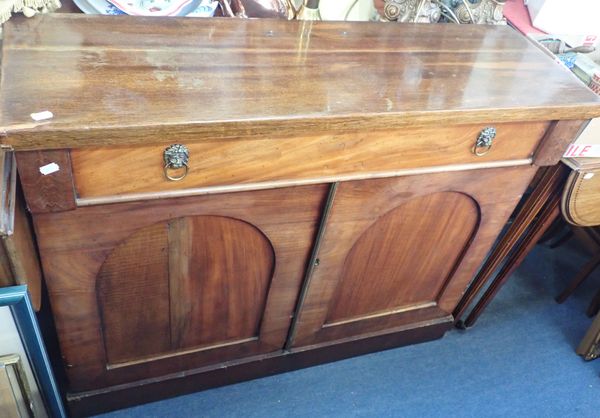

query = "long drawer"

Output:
[[71, 121, 550, 199]]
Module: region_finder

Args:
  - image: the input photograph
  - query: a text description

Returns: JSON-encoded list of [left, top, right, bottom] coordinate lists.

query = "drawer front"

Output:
[[71, 121, 550, 199]]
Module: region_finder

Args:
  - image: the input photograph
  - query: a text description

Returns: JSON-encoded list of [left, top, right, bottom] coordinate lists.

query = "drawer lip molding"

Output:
[[75, 158, 534, 206]]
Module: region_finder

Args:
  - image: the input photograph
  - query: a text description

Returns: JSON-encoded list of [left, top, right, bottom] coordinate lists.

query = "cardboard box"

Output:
[[526, 0, 600, 36]]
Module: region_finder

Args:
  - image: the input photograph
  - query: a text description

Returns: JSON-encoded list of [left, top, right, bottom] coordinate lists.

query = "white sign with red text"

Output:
[[563, 144, 600, 158]]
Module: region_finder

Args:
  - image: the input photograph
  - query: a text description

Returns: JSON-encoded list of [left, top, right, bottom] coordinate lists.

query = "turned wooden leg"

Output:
[[556, 252, 600, 304], [460, 195, 561, 328], [454, 164, 568, 323]]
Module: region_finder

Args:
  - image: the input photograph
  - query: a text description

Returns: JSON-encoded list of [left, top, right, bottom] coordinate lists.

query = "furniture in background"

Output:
[[454, 156, 600, 327], [559, 159, 600, 361], [556, 158, 600, 316], [1, 15, 599, 416], [454, 162, 571, 327], [0, 286, 66, 417]]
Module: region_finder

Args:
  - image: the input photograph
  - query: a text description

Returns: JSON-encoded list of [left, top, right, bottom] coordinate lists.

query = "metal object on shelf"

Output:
[[383, 0, 440, 23], [218, 0, 297, 18], [382, 0, 506, 24]]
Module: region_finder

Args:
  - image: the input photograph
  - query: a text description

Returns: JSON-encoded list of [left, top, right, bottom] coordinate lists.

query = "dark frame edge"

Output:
[[0, 285, 67, 418]]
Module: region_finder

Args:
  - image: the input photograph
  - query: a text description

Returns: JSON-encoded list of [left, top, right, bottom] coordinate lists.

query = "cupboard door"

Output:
[[290, 166, 538, 347], [33, 185, 327, 391]]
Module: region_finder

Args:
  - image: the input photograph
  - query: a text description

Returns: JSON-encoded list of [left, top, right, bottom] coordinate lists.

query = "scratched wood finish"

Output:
[[290, 165, 538, 347], [71, 121, 549, 198], [15, 150, 76, 213], [2, 15, 600, 150], [34, 184, 327, 390]]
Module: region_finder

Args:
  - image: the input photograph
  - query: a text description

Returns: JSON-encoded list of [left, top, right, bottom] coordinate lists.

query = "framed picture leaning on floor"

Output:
[[0, 286, 65, 417]]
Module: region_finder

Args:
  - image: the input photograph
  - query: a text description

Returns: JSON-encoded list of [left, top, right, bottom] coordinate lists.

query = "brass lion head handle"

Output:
[[164, 144, 189, 181], [472, 127, 496, 157]]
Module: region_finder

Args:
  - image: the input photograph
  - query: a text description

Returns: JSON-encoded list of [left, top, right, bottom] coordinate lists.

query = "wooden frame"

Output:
[[0, 286, 66, 418]]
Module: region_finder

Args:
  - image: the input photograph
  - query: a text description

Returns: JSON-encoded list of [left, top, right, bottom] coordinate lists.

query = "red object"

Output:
[[503, 0, 546, 35]]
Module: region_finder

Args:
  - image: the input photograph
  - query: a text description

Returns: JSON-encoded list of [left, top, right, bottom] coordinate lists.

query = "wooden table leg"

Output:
[[453, 164, 569, 325]]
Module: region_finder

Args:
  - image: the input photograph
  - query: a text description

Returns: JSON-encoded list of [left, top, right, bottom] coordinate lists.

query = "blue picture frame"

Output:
[[0, 285, 66, 418]]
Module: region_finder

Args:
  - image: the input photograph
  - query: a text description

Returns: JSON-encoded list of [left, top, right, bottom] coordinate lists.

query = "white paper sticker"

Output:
[[30, 111, 54, 121], [39, 163, 60, 176]]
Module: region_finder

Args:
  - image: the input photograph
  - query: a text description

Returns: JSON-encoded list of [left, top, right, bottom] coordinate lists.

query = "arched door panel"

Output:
[[326, 192, 478, 327], [34, 185, 328, 390], [97, 216, 275, 366], [291, 167, 537, 347]]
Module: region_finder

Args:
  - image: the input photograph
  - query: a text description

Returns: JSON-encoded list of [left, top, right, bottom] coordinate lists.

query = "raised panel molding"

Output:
[[290, 166, 539, 348], [97, 215, 275, 367], [31, 184, 327, 390], [325, 192, 479, 327]]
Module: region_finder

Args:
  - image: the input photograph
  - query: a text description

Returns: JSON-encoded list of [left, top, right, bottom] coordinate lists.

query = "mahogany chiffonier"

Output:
[[1, 15, 600, 416]]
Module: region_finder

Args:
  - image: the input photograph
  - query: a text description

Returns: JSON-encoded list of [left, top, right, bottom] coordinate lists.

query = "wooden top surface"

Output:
[[2, 14, 600, 150]]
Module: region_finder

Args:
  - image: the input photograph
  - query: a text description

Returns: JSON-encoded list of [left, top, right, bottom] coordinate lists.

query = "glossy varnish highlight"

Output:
[[1, 15, 600, 149]]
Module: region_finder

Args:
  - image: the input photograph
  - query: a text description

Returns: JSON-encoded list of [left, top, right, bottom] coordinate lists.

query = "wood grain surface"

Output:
[[15, 150, 76, 213], [71, 122, 549, 198], [97, 215, 274, 366], [562, 167, 600, 227], [1, 15, 599, 149], [98, 222, 171, 364], [1, 188, 43, 310], [325, 192, 478, 326], [34, 184, 327, 390], [290, 165, 538, 347], [166, 216, 274, 351]]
